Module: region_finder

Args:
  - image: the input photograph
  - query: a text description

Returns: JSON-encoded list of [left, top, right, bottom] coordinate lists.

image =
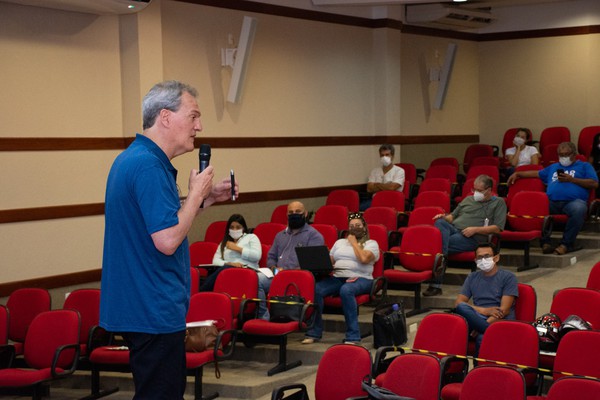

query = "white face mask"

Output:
[[229, 229, 244, 240], [473, 190, 486, 202], [559, 157, 573, 167], [513, 137, 525, 146], [476, 257, 495, 272], [380, 156, 392, 167]]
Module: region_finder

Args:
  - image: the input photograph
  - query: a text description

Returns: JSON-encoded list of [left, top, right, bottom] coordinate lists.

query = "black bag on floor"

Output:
[[361, 379, 415, 400], [373, 301, 407, 349], [269, 282, 306, 323]]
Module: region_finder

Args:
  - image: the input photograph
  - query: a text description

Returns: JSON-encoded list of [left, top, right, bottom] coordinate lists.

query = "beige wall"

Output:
[[479, 34, 600, 149], [2, 0, 598, 285]]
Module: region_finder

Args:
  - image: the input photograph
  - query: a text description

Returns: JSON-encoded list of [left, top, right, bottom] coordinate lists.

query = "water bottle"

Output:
[[392, 303, 399, 312]]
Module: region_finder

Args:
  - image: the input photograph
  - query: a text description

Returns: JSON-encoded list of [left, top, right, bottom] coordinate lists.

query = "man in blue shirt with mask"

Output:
[[508, 141, 598, 255]]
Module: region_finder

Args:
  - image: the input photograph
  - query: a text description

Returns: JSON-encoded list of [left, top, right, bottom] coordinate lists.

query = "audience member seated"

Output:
[[360, 144, 405, 211], [508, 141, 598, 255], [504, 128, 539, 176], [424, 175, 507, 297], [200, 214, 270, 319], [267, 200, 325, 273], [302, 214, 379, 344], [454, 243, 518, 356]]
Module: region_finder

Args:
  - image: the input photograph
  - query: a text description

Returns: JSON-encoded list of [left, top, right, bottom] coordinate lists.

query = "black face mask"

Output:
[[288, 213, 306, 230], [349, 228, 366, 239]]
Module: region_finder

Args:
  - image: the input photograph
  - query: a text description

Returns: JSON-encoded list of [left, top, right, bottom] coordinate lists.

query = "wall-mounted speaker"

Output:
[[227, 16, 258, 104], [433, 42, 457, 110]]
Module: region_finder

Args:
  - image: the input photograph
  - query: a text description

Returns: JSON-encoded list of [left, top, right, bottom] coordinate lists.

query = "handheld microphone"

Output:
[[199, 144, 211, 173]]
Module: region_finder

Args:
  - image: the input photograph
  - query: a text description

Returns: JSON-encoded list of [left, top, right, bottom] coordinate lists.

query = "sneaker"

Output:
[[542, 244, 555, 254], [301, 337, 317, 344], [423, 287, 442, 297], [343, 340, 360, 345]]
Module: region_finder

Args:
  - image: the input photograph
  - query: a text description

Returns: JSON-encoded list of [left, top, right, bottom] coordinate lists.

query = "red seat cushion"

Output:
[[383, 269, 432, 284], [89, 346, 130, 364], [243, 319, 301, 336], [0, 367, 65, 387]]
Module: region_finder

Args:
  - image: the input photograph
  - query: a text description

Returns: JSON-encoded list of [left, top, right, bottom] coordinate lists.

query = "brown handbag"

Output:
[[185, 321, 222, 378]]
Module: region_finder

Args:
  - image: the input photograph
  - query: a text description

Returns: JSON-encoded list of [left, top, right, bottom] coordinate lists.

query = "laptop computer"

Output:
[[295, 245, 334, 276]]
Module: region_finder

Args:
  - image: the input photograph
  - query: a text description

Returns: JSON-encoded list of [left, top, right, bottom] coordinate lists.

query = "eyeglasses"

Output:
[[349, 224, 364, 229], [475, 254, 494, 261], [558, 152, 573, 158]]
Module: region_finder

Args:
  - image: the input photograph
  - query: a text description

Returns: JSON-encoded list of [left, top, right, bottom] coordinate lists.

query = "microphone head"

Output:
[[199, 143, 211, 157]]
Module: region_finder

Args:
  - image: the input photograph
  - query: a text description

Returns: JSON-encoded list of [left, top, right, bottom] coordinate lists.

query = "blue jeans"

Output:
[[542, 199, 588, 249], [431, 219, 479, 288], [258, 273, 272, 320], [306, 277, 372, 342], [455, 303, 490, 357]]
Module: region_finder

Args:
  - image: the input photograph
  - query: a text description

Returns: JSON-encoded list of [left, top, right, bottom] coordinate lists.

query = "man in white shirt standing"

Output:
[[360, 144, 405, 210]]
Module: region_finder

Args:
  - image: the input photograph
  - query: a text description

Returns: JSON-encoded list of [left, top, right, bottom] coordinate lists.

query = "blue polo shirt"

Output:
[[539, 160, 598, 202], [100, 134, 190, 334]]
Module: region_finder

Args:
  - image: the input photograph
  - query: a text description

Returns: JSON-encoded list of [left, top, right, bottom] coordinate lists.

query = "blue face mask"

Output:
[[288, 213, 306, 230]]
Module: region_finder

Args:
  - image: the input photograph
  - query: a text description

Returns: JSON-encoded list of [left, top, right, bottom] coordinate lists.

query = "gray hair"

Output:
[[379, 144, 395, 156], [142, 81, 198, 130], [475, 174, 494, 190], [558, 142, 577, 155]]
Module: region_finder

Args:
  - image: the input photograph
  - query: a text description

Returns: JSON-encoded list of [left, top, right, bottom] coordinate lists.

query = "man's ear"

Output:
[[157, 108, 171, 127], [494, 253, 500, 263]]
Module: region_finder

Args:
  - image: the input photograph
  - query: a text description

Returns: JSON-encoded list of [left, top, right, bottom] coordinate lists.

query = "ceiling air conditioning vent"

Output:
[[406, 4, 495, 31], [1, 0, 152, 15]]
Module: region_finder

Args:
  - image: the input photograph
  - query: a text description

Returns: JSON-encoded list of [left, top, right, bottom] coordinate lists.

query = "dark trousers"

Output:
[[123, 330, 187, 400]]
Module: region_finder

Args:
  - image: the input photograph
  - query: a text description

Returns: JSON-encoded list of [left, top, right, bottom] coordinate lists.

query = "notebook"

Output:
[[295, 245, 334, 275]]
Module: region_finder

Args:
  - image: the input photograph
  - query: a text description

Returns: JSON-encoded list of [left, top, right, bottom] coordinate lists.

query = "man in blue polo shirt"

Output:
[[508, 141, 598, 255], [101, 81, 236, 399]]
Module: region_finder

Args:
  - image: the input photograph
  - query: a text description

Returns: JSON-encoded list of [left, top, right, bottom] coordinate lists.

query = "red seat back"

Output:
[[465, 165, 499, 184], [460, 366, 526, 400], [425, 165, 458, 182], [553, 330, 600, 382], [189, 241, 219, 266], [406, 206, 445, 228], [0, 305, 8, 345], [539, 126, 571, 160], [187, 292, 234, 347], [398, 225, 443, 272], [326, 189, 359, 213], [550, 287, 600, 328], [63, 288, 100, 351], [363, 206, 397, 233], [478, 321, 539, 369], [413, 313, 468, 359], [546, 376, 600, 400], [418, 178, 452, 195], [253, 222, 286, 246], [430, 157, 459, 169], [372, 190, 405, 212], [368, 224, 388, 279], [396, 163, 417, 186], [382, 353, 441, 400], [268, 270, 315, 303], [463, 144, 495, 173], [314, 205, 349, 232], [270, 204, 289, 225], [6, 288, 51, 343], [515, 283, 537, 323], [505, 177, 546, 208], [311, 223, 338, 249], [204, 220, 228, 243], [214, 268, 258, 325], [470, 156, 500, 168], [586, 261, 600, 290], [315, 344, 372, 400], [506, 191, 549, 232], [24, 309, 80, 370], [413, 191, 451, 213]]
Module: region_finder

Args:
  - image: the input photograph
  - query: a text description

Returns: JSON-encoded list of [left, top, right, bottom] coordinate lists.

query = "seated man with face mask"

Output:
[[423, 174, 507, 297], [508, 141, 599, 255], [359, 143, 405, 211], [454, 243, 518, 356]]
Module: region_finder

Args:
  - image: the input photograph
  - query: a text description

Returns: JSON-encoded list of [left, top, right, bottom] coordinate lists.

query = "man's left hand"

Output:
[[204, 177, 239, 207]]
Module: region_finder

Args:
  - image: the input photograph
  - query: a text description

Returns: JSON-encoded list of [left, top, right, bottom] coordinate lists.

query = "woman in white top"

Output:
[[200, 214, 271, 319], [505, 129, 539, 174], [302, 214, 380, 344]]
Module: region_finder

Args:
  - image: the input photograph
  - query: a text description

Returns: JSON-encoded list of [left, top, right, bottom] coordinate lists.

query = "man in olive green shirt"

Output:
[[424, 175, 507, 296]]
